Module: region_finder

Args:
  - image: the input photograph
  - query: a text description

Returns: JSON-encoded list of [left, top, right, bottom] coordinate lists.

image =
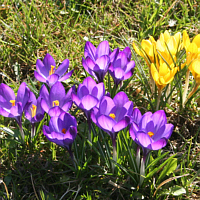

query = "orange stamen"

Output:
[[109, 113, 116, 119], [62, 128, 66, 134], [10, 100, 15, 106], [31, 104, 37, 118], [49, 65, 55, 75], [52, 100, 59, 107], [148, 131, 154, 137]]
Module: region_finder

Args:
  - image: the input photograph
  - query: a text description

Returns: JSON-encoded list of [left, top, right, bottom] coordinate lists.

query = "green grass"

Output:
[[0, 0, 200, 199]]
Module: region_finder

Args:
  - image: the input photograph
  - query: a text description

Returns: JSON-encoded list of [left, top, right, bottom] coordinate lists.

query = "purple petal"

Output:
[[113, 91, 129, 107], [91, 82, 105, 100], [82, 76, 96, 92], [48, 107, 64, 117], [95, 55, 110, 70], [129, 122, 139, 141], [41, 98, 50, 113], [81, 95, 98, 111], [46, 74, 59, 87], [125, 60, 135, 73], [148, 138, 167, 150], [136, 132, 153, 148], [138, 112, 152, 130], [152, 110, 167, 132], [99, 96, 115, 115], [96, 41, 110, 59], [36, 59, 48, 78], [97, 115, 116, 132], [49, 82, 65, 105], [43, 53, 56, 72], [131, 108, 142, 125], [0, 83, 15, 102], [84, 41, 96, 61], [110, 48, 119, 62], [113, 118, 129, 132], [123, 47, 132, 61], [34, 71, 47, 83], [114, 68, 125, 79], [55, 59, 69, 76], [59, 69, 74, 82], [71, 93, 81, 107]]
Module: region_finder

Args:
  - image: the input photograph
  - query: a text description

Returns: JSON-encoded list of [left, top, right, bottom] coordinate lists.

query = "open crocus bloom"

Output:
[[43, 112, 77, 152], [24, 91, 44, 124], [0, 82, 30, 125], [40, 81, 75, 117], [130, 109, 174, 155], [34, 53, 74, 87], [82, 41, 110, 82], [91, 91, 133, 144], [72, 76, 105, 119], [109, 47, 135, 86]]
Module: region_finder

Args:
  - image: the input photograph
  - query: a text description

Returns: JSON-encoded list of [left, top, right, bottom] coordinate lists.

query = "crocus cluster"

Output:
[[82, 41, 135, 88], [0, 40, 175, 171], [133, 30, 181, 92]]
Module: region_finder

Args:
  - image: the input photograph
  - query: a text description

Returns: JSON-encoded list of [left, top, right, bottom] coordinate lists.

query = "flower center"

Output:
[[52, 100, 59, 107], [148, 131, 154, 137], [49, 65, 55, 75], [31, 104, 37, 118], [10, 100, 15, 106], [62, 128, 66, 134], [109, 113, 116, 119]]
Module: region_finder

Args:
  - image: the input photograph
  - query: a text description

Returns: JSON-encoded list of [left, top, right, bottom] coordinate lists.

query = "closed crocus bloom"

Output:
[[91, 91, 133, 145], [133, 36, 156, 67], [34, 53, 74, 87], [82, 41, 110, 82], [24, 91, 44, 124], [109, 47, 135, 87], [40, 82, 74, 117], [72, 77, 105, 119], [129, 109, 174, 156], [43, 112, 77, 156], [0, 82, 30, 125], [151, 62, 177, 91]]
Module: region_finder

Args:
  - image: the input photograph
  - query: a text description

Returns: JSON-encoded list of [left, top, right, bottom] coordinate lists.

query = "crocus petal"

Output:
[[48, 106, 64, 117], [131, 108, 142, 125], [113, 91, 129, 108], [99, 96, 115, 115], [114, 68, 125, 79], [96, 41, 110, 59], [34, 71, 47, 83], [41, 98, 50, 113], [55, 59, 69, 76], [46, 74, 59, 87], [81, 95, 99, 111], [71, 93, 81, 107], [129, 122, 139, 141], [152, 110, 167, 131], [125, 60, 135, 73], [0, 84, 15, 102], [43, 53, 56, 73], [84, 41, 96, 61], [0, 107, 10, 117], [59, 69, 74, 82], [97, 115, 116, 133], [36, 59, 48, 78], [136, 132, 153, 148], [123, 47, 132, 61], [63, 126, 77, 146], [95, 55, 110, 70], [113, 118, 129, 132], [147, 138, 167, 150], [49, 82, 65, 104]]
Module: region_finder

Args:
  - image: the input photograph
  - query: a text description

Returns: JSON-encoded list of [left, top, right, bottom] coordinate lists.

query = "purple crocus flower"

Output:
[[91, 91, 133, 146], [0, 82, 30, 140], [82, 41, 110, 83], [34, 53, 74, 87], [71, 77, 105, 119], [109, 47, 135, 87], [129, 109, 174, 157], [43, 112, 77, 159], [40, 81, 74, 117], [24, 91, 44, 124]]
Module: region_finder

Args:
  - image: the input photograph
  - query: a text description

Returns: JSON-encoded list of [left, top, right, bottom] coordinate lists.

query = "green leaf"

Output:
[[157, 158, 177, 183], [170, 185, 186, 196]]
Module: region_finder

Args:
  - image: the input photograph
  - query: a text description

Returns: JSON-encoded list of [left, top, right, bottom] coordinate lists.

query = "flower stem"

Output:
[[156, 89, 162, 110], [182, 69, 190, 107], [31, 123, 36, 139], [19, 123, 24, 141], [112, 139, 117, 173], [136, 145, 140, 171]]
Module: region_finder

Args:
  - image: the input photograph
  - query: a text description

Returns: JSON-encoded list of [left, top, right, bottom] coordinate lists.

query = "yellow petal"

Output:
[[192, 34, 200, 48]]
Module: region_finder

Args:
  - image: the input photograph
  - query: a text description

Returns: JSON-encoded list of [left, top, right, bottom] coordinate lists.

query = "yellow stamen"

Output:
[[31, 104, 37, 118], [10, 100, 15, 106], [109, 113, 116, 119], [148, 131, 154, 137], [62, 128, 66, 134], [49, 65, 55, 75], [52, 100, 59, 107]]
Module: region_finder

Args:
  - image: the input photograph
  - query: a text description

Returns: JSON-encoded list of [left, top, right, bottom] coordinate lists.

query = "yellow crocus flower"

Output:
[[189, 58, 200, 85], [151, 62, 178, 91]]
